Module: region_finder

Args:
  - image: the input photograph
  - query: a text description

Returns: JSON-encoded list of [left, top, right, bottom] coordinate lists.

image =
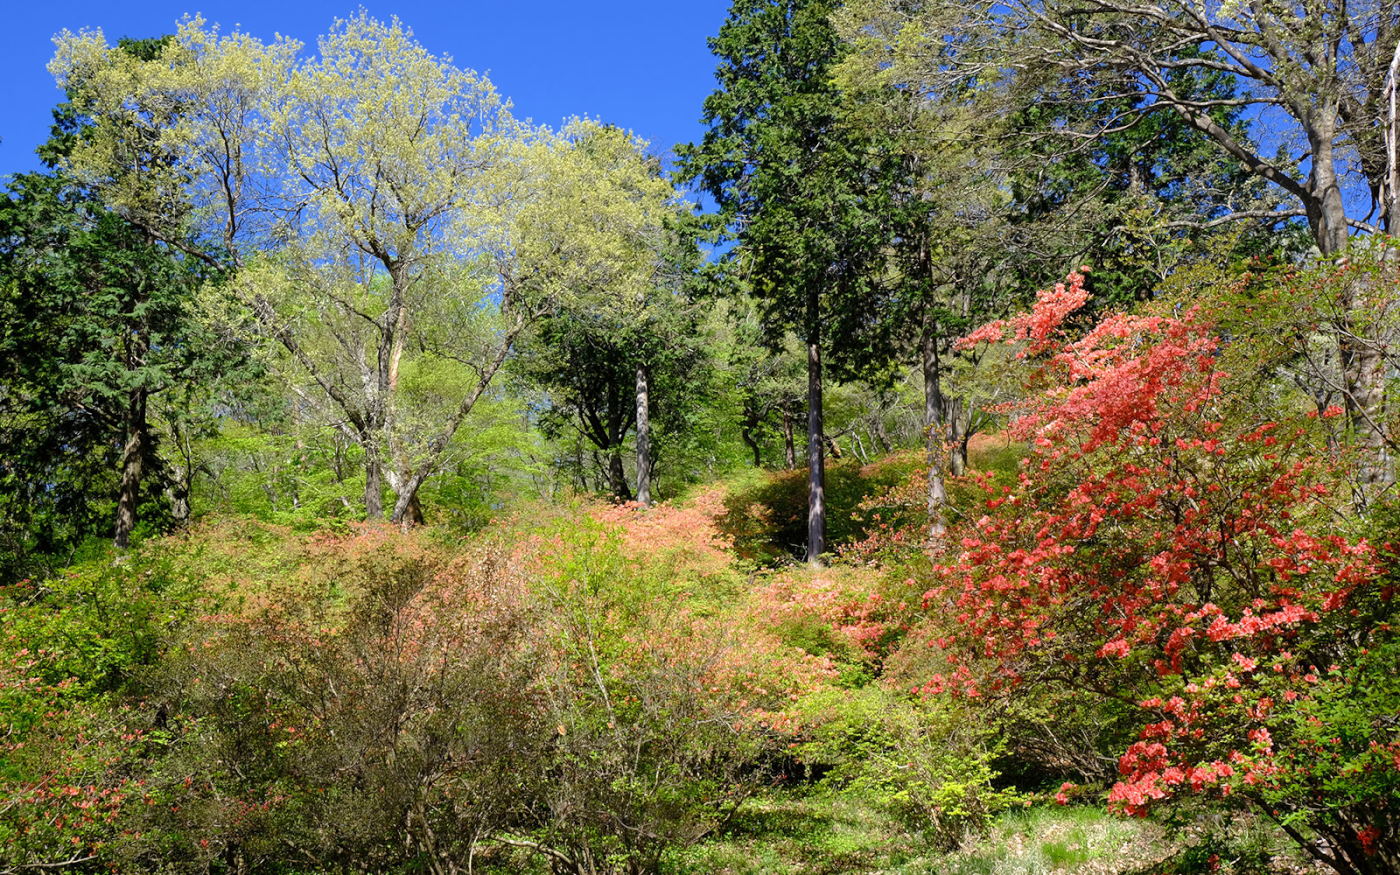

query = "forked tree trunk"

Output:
[[635, 365, 652, 506], [742, 428, 763, 467], [805, 291, 826, 565], [392, 489, 425, 529], [113, 388, 149, 549]]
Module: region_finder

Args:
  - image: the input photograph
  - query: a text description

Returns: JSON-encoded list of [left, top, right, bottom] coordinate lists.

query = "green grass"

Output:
[[937, 806, 1167, 875], [678, 796, 1172, 875], [675, 791, 936, 874]]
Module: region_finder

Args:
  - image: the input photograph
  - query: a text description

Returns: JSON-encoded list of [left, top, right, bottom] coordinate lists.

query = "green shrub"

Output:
[[791, 686, 1021, 850]]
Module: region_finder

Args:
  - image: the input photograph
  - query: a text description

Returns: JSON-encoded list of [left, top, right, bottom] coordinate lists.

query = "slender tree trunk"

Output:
[[805, 295, 826, 565], [742, 428, 763, 467], [870, 397, 893, 455], [635, 365, 652, 506], [114, 388, 149, 549], [921, 316, 948, 540], [782, 401, 797, 469], [166, 420, 194, 528], [948, 398, 970, 476], [1385, 39, 1400, 234]]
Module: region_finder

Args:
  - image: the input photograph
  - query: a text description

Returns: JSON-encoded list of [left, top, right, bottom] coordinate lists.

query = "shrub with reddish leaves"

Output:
[[926, 271, 1399, 874]]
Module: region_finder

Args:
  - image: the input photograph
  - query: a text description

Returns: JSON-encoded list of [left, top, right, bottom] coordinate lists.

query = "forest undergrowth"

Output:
[[1, 437, 1349, 873]]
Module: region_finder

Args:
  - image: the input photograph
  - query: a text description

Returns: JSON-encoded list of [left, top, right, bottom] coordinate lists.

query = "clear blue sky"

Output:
[[1, 1, 731, 175]]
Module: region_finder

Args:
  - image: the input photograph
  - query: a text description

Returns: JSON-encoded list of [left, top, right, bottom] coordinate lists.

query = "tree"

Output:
[[837, 0, 1290, 537], [681, 0, 898, 562], [1, 38, 236, 559], [50, 15, 549, 526], [932, 271, 1400, 873], [846, 0, 1400, 498], [511, 122, 699, 505], [727, 303, 807, 470]]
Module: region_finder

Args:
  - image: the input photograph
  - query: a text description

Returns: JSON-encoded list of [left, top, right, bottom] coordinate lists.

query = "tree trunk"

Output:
[[608, 448, 632, 503], [1339, 280, 1393, 503], [921, 317, 948, 540], [635, 365, 652, 506], [113, 388, 148, 549], [1305, 113, 1349, 258], [1309, 118, 1394, 500], [391, 483, 425, 530], [805, 299, 826, 565], [169, 480, 191, 528], [870, 399, 893, 454], [166, 421, 194, 528], [364, 446, 384, 520], [1385, 39, 1400, 234], [782, 401, 797, 469], [948, 397, 970, 476], [741, 428, 763, 468]]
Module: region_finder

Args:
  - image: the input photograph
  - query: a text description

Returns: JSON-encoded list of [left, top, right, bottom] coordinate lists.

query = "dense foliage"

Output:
[[2, 3, 1399, 874]]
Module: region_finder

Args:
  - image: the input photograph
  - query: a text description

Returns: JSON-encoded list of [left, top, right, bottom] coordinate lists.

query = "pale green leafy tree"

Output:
[[50, 14, 577, 524]]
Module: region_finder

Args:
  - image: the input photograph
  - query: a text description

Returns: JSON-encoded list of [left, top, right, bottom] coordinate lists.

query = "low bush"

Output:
[[790, 686, 1021, 850], [2, 511, 830, 873]]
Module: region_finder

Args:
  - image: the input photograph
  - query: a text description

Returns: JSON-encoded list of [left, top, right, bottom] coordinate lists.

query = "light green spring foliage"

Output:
[[513, 118, 685, 311], [48, 15, 627, 517], [49, 18, 295, 241], [267, 14, 509, 260], [50, 14, 516, 256]]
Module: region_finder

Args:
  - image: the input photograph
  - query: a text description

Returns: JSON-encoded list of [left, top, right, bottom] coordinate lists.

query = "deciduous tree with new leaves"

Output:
[[48, 14, 565, 526]]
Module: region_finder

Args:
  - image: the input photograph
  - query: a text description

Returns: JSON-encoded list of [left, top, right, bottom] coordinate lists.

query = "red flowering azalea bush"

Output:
[[925, 271, 1399, 874]]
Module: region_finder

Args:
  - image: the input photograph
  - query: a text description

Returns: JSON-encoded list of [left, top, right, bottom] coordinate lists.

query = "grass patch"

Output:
[[683, 798, 1174, 875], [938, 806, 1166, 875]]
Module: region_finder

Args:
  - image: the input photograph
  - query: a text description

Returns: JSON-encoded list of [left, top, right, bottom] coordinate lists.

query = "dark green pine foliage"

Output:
[[681, 0, 896, 563], [0, 39, 235, 578]]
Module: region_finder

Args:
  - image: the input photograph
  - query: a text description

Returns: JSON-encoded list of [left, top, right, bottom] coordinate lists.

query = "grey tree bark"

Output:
[[782, 401, 798, 469], [635, 365, 652, 506], [805, 291, 826, 565], [114, 388, 148, 549], [921, 315, 949, 540]]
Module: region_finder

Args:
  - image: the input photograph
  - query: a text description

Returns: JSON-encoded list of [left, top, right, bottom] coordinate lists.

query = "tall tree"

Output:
[[515, 123, 701, 504], [844, 0, 1400, 499], [837, 1, 1287, 537], [1, 42, 235, 559], [681, 0, 896, 563], [50, 15, 550, 526]]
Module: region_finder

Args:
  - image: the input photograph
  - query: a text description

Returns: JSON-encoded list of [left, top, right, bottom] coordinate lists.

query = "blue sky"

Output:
[[1, 1, 731, 175]]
